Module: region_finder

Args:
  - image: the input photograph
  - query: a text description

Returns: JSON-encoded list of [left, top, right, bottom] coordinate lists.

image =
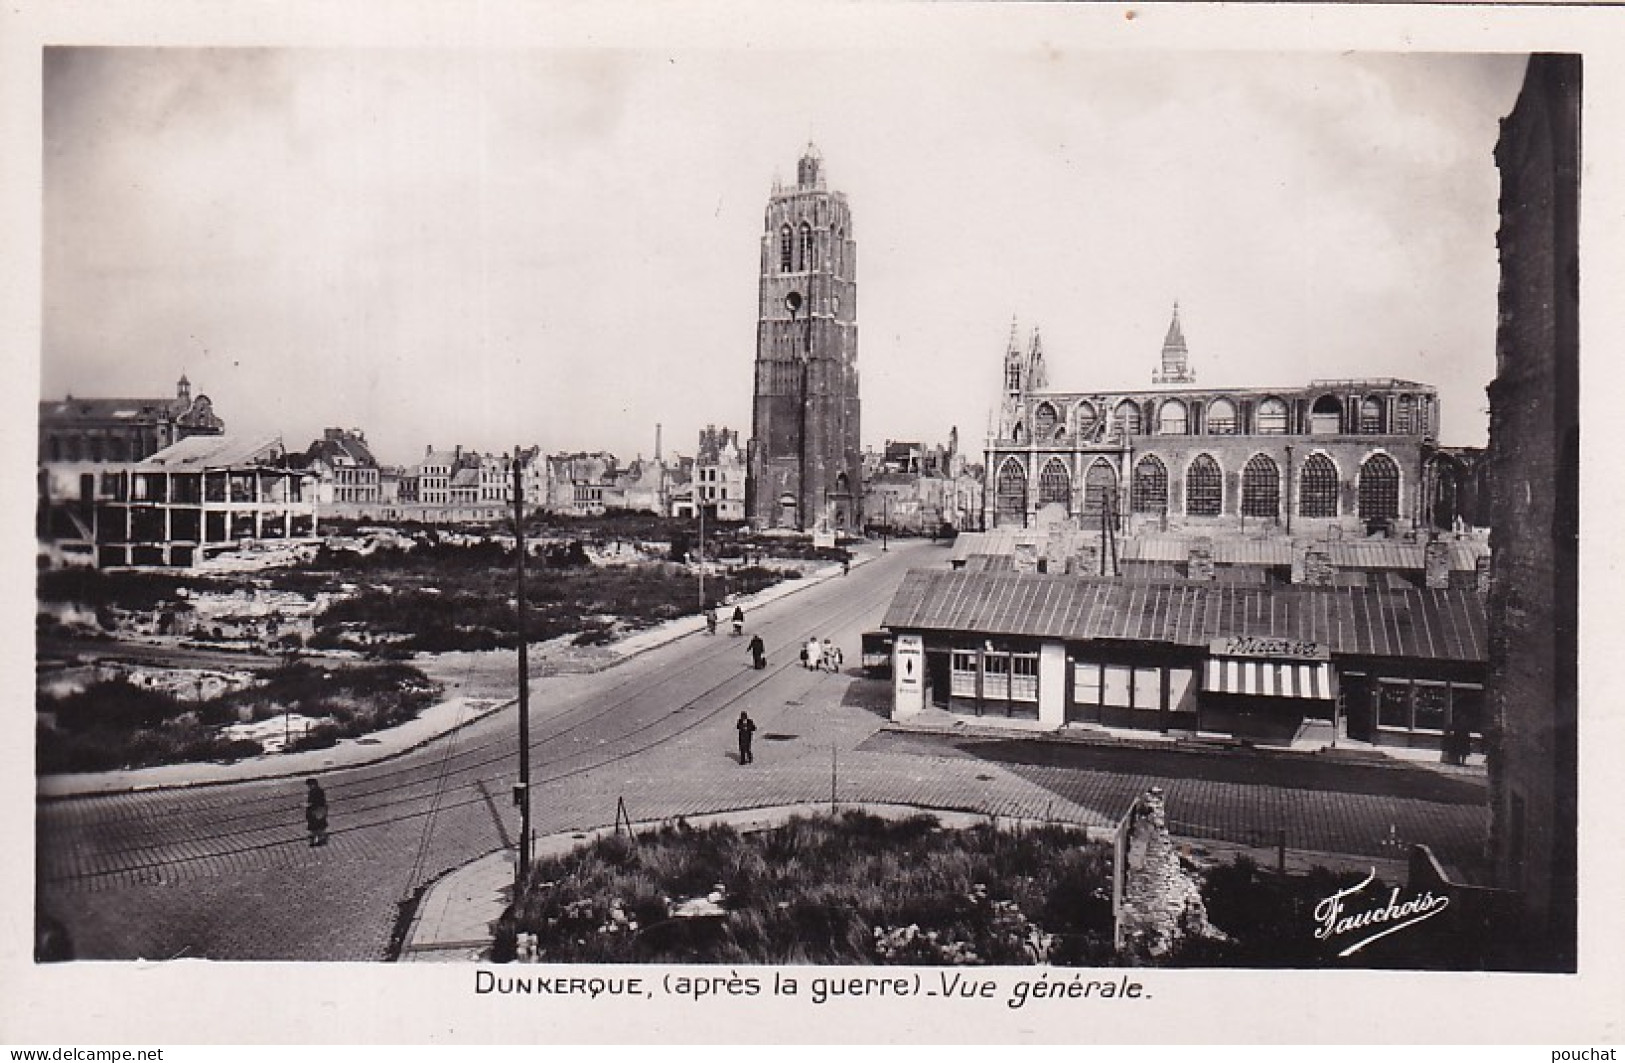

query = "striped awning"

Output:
[[1204, 657, 1336, 700]]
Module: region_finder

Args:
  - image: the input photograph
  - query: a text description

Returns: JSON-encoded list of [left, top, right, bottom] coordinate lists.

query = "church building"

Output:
[[746, 146, 862, 533]]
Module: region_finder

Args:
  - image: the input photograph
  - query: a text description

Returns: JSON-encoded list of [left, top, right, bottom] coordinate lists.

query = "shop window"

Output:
[[1167, 668, 1196, 713], [1451, 684, 1484, 733], [1413, 682, 1449, 732], [1133, 667, 1161, 710], [1299, 453, 1339, 518], [1157, 400, 1188, 436], [1379, 680, 1413, 729], [1207, 398, 1238, 435], [1186, 455, 1222, 517], [1010, 654, 1039, 702], [1358, 453, 1401, 522], [983, 653, 1011, 700], [1102, 664, 1133, 707], [1131, 455, 1168, 514], [951, 651, 978, 697], [1256, 397, 1289, 435], [1073, 662, 1103, 705], [1241, 455, 1280, 519]]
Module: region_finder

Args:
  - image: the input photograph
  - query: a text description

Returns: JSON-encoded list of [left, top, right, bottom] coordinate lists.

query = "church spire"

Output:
[[1154, 299, 1195, 384]]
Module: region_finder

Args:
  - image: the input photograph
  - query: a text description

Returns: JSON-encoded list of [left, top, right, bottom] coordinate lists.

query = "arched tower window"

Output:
[[1157, 400, 1188, 436], [1131, 455, 1168, 513], [1242, 454, 1281, 519], [1358, 453, 1401, 522], [1113, 400, 1141, 436], [1299, 453, 1339, 518], [1006, 361, 1021, 392], [1082, 460, 1117, 521], [1011, 423, 1026, 445], [995, 459, 1028, 526], [1395, 394, 1415, 434], [1074, 401, 1098, 438], [1310, 395, 1343, 436], [1038, 459, 1071, 508], [779, 225, 794, 273], [798, 221, 814, 271], [1186, 454, 1222, 517], [1256, 397, 1289, 435], [1034, 402, 1058, 438], [1360, 397, 1385, 434], [1207, 398, 1237, 435], [836, 227, 845, 275]]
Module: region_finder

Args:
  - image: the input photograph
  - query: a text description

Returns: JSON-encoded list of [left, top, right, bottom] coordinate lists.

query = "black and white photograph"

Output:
[[3, 0, 1615, 1047]]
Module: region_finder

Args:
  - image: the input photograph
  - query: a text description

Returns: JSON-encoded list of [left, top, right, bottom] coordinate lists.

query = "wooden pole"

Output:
[[514, 448, 532, 893]]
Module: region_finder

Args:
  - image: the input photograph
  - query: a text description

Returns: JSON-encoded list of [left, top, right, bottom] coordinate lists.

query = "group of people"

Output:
[[800, 636, 843, 673], [703, 604, 747, 638]]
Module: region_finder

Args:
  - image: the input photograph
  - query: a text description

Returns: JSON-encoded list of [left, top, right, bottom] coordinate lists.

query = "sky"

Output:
[[41, 46, 1529, 466]]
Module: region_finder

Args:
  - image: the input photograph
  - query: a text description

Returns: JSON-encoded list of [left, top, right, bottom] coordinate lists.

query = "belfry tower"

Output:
[[746, 145, 862, 532], [1152, 300, 1195, 384]]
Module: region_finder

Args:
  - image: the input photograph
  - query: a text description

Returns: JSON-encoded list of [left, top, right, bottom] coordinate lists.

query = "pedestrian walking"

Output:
[[748, 634, 767, 669], [842, 556, 851, 576], [736, 711, 756, 764], [731, 605, 745, 636], [804, 636, 822, 671], [822, 638, 843, 672], [304, 778, 329, 847], [705, 606, 718, 636]]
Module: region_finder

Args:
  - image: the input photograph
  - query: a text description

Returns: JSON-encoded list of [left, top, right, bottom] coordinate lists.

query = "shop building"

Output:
[[883, 570, 1486, 753]]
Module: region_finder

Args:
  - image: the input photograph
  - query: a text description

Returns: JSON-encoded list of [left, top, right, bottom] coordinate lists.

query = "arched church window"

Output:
[[1242, 454, 1281, 519], [1360, 398, 1385, 435], [1157, 400, 1188, 436], [1207, 398, 1237, 435], [1114, 400, 1141, 436], [1299, 453, 1339, 518], [1075, 401, 1098, 438], [1131, 455, 1168, 513], [1395, 394, 1415, 434], [1358, 453, 1400, 522], [1256, 397, 1289, 435], [1083, 460, 1117, 520], [1186, 454, 1222, 517], [1039, 459, 1070, 507], [995, 459, 1028, 526], [798, 221, 814, 271], [1034, 403, 1058, 438], [1310, 395, 1343, 436], [779, 225, 794, 273]]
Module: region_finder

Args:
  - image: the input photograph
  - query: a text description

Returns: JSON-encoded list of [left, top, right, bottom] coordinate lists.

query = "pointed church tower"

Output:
[[1153, 301, 1195, 384], [746, 144, 861, 532], [1026, 325, 1049, 392]]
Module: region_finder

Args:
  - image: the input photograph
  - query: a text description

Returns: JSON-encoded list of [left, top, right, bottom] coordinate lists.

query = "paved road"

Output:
[[35, 538, 1489, 961]]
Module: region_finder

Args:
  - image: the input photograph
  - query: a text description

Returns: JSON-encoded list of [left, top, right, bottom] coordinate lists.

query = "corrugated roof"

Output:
[[882, 571, 1486, 663], [133, 434, 286, 470]]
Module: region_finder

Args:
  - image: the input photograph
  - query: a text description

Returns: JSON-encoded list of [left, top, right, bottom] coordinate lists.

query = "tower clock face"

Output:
[[784, 291, 804, 317]]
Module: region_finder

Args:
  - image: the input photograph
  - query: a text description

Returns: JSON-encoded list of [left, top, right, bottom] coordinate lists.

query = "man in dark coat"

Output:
[[736, 712, 756, 765], [305, 778, 329, 846], [748, 634, 767, 669]]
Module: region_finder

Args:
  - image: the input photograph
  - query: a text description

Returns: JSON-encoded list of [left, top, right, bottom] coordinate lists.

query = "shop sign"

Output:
[[1209, 636, 1329, 661], [895, 634, 924, 694]]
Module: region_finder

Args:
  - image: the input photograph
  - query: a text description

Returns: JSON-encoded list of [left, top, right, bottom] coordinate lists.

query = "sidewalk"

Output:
[[38, 556, 855, 800]]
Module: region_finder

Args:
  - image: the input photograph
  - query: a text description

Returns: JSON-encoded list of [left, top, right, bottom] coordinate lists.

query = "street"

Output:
[[36, 539, 1487, 961]]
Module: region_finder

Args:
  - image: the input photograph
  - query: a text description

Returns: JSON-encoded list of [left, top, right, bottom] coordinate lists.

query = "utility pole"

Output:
[[697, 489, 706, 609], [512, 447, 532, 894]]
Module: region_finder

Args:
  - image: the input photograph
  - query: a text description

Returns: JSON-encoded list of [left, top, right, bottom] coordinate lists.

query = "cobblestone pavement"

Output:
[[35, 540, 1491, 962]]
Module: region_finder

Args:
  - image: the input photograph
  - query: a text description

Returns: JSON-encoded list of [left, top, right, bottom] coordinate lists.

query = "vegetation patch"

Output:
[[36, 660, 439, 773], [294, 539, 793, 654], [493, 811, 1117, 965]]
